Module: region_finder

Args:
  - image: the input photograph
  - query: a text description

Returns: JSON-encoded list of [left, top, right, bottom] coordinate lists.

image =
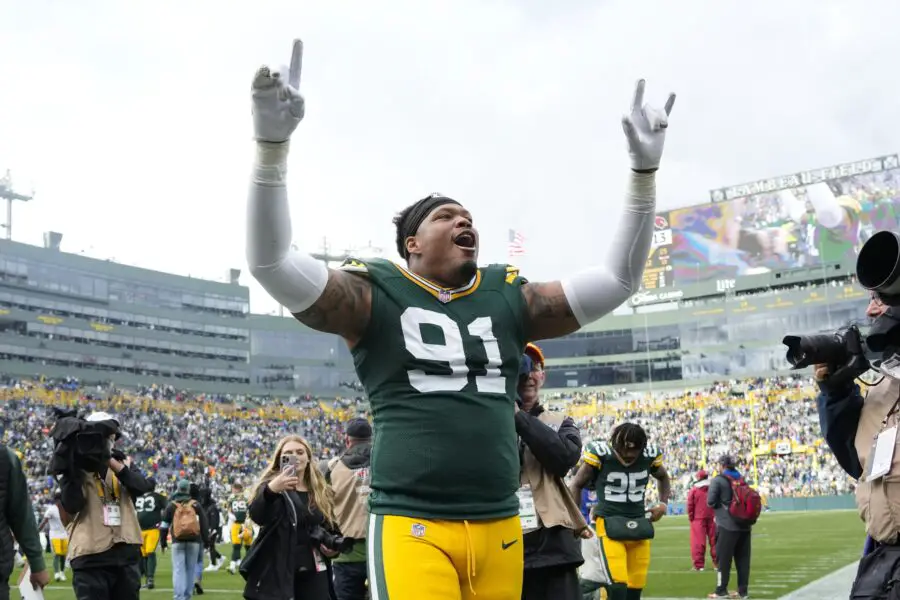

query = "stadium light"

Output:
[[0, 170, 34, 241]]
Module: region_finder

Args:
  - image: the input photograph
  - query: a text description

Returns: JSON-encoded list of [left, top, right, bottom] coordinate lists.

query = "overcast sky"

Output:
[[1, 0, 897, 314]]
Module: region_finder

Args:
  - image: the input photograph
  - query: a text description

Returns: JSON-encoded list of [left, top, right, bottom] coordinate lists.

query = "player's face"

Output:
[[281, 441, 309, 476], [615, 446, 641, 466], [517, 364, 545, 410], [409, 203, 478, 284]]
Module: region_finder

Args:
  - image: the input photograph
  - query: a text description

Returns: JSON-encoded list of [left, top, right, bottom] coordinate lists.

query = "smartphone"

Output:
[[280, 454, 299, 474]]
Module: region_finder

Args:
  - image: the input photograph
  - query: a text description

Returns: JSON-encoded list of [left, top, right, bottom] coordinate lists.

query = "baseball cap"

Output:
[[695, 470, 708, 480], [346, 418, 372, 439], [176, 479, 191, 494], [524, 343, 545, 367]]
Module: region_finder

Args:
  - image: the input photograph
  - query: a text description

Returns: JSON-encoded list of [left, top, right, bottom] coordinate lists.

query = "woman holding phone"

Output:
[[240, 435, 344, 600]]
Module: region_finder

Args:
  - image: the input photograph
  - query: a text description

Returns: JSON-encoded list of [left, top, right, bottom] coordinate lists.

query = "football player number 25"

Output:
[[605, 471, 648, 503], [401, 307, 505, 394]]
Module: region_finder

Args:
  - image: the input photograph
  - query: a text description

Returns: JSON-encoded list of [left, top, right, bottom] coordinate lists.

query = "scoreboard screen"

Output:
[[641, 212, 675, 290]]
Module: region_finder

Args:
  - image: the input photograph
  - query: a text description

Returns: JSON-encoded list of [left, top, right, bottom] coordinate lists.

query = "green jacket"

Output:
[[6, 448, 46, 573]]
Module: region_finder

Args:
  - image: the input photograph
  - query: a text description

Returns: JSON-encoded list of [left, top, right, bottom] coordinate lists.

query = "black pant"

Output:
[[333, 561, 368, 600], [523, 565, 581, 600], [0, 579, 8, 600], [72, 563, 142, 600], [294, 569, 332, 600], [714, 528, 751, 596]]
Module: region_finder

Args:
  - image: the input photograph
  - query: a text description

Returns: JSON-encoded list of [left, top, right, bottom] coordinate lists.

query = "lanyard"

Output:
[[875, 393, 900, 440], [94, 474, 120, 502]]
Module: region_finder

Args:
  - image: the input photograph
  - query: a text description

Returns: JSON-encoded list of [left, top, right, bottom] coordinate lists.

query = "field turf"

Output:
[[18, 510, 862, 599]]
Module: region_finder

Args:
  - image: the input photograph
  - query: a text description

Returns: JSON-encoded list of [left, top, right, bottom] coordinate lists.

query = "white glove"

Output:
[[622, 79, 676, 172], [251, 39, 306, 143]]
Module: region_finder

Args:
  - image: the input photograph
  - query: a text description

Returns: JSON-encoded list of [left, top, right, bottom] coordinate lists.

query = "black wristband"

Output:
[[632, 168, 658, 174]]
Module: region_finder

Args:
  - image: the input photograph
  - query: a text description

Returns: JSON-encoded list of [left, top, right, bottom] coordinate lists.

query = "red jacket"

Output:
[[687, 481, 715, 521]]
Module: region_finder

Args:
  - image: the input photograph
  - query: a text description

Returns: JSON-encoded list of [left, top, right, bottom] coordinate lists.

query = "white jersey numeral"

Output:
[[400, 307, 505, 394], [604, 470, 649, 503]]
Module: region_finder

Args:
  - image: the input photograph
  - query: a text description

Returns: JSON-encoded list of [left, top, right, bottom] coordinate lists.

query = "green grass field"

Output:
[[18, 511, 863, 599]]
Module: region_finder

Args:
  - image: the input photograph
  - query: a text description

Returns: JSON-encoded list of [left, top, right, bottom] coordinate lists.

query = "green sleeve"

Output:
[[6, 449, 46, 573]]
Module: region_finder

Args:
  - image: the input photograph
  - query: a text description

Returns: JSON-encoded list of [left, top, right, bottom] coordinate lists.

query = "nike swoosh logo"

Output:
[[501, 539, 518, 550]]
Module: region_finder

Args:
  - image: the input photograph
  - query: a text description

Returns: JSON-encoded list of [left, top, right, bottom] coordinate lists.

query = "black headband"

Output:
[[397, 194, 461, 258]]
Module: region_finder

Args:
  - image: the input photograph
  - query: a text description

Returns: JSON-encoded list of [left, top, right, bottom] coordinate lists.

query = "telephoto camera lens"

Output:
[[782, 333, 849, 369], [857, 230, 900, 305]]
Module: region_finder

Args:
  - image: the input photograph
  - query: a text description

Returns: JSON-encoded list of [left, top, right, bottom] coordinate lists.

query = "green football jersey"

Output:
[[582, 440, 663, 519], [136, 492, 167, 530], [340, 258, 529, 520], [229, 495, 248, 523]]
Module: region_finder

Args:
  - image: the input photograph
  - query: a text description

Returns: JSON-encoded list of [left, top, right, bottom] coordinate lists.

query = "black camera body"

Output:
[[309, 526, 355, 554], [49, 412, 120, 475], [782, 325, 869, 371]]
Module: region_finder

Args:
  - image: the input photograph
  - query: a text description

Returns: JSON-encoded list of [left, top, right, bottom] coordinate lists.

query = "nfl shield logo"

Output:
[[438, 290, 451, 304], [411, 523, 426, 538]]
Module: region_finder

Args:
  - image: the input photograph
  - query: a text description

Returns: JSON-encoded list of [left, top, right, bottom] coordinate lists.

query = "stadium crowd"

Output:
[[0, 372, 853, 513]]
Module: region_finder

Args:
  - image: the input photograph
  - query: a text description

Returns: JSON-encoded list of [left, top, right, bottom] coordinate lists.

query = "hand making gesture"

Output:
[[252, 39, 306, 143], [622, 79, 676, 172]]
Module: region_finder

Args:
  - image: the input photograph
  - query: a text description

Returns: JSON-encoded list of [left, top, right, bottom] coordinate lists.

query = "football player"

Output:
[[135, 478, 168, 589], [569, 423, 671, 600], [246, 39, 675, 600], [226, 482, 253, 575]]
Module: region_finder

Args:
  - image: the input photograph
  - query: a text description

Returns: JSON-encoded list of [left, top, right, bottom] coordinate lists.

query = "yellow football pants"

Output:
[[230, 522, 253, 546], [51, 538, 68, 557], [367, 514, 523, 600], [595, 517, 651, 589], [141, 529, 160, 557]]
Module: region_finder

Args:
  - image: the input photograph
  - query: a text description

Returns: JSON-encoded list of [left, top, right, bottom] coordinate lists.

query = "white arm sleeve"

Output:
[[560, 171, 656, 326], [246, 142, 329, 314]]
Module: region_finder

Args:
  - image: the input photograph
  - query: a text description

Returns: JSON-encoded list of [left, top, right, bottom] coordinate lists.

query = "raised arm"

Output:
[[522, 80, 675, 341], [246, 39, 371, 345]]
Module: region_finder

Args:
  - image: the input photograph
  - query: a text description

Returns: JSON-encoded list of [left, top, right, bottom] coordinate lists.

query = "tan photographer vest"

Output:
[[520, 411, 588, 533], [67, 469, 142, 560], [855, 376, 900, 543], [328, 455, 371, 540]]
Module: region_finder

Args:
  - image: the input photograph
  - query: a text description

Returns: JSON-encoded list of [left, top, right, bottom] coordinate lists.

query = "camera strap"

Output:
[[94, 473, 120, 503]]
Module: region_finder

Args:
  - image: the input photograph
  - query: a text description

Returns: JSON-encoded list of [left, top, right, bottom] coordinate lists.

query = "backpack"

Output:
[[172, 501, 201, 539], [723, 475, 761, 526]]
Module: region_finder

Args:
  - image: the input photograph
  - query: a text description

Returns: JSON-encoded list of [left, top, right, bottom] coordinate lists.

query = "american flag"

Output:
[[507, 229, 526, 257]]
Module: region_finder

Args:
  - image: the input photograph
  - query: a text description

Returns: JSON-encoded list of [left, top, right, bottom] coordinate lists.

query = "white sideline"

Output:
[[642, 559, 858, 600]]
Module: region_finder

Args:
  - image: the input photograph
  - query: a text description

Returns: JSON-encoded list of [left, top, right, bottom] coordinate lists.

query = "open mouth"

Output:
[[454, 231, 477, 250]]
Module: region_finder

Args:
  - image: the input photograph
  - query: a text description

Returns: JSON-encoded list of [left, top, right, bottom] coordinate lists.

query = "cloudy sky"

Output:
[[0, 0, 897, 314]]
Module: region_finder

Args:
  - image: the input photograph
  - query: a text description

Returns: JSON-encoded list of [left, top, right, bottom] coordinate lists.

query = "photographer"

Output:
[[516, 343, 589, 600], [814, 302, 900, 598], [241, 435, 346, 600], [54, 411, 153, 600], [322, 418, 372, 600]]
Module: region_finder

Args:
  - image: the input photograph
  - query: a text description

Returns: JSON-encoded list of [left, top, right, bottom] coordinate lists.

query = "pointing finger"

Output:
[[664, 93, 676, 116], [288, 39, 303, 89], [631, 79, 645, 115]]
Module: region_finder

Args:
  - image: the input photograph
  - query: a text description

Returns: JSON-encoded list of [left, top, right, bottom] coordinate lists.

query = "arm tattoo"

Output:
[[292, 270, 372, 344], [522, 281, 580, 340]]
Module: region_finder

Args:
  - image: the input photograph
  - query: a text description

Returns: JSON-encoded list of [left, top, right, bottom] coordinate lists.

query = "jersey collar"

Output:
[[393, 263, 481, 303]]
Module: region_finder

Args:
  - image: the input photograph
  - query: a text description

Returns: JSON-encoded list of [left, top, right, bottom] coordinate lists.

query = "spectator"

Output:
[[707, 455, 753, 599], [242, 435, 342, 600], [160, 479, 210, 600]]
